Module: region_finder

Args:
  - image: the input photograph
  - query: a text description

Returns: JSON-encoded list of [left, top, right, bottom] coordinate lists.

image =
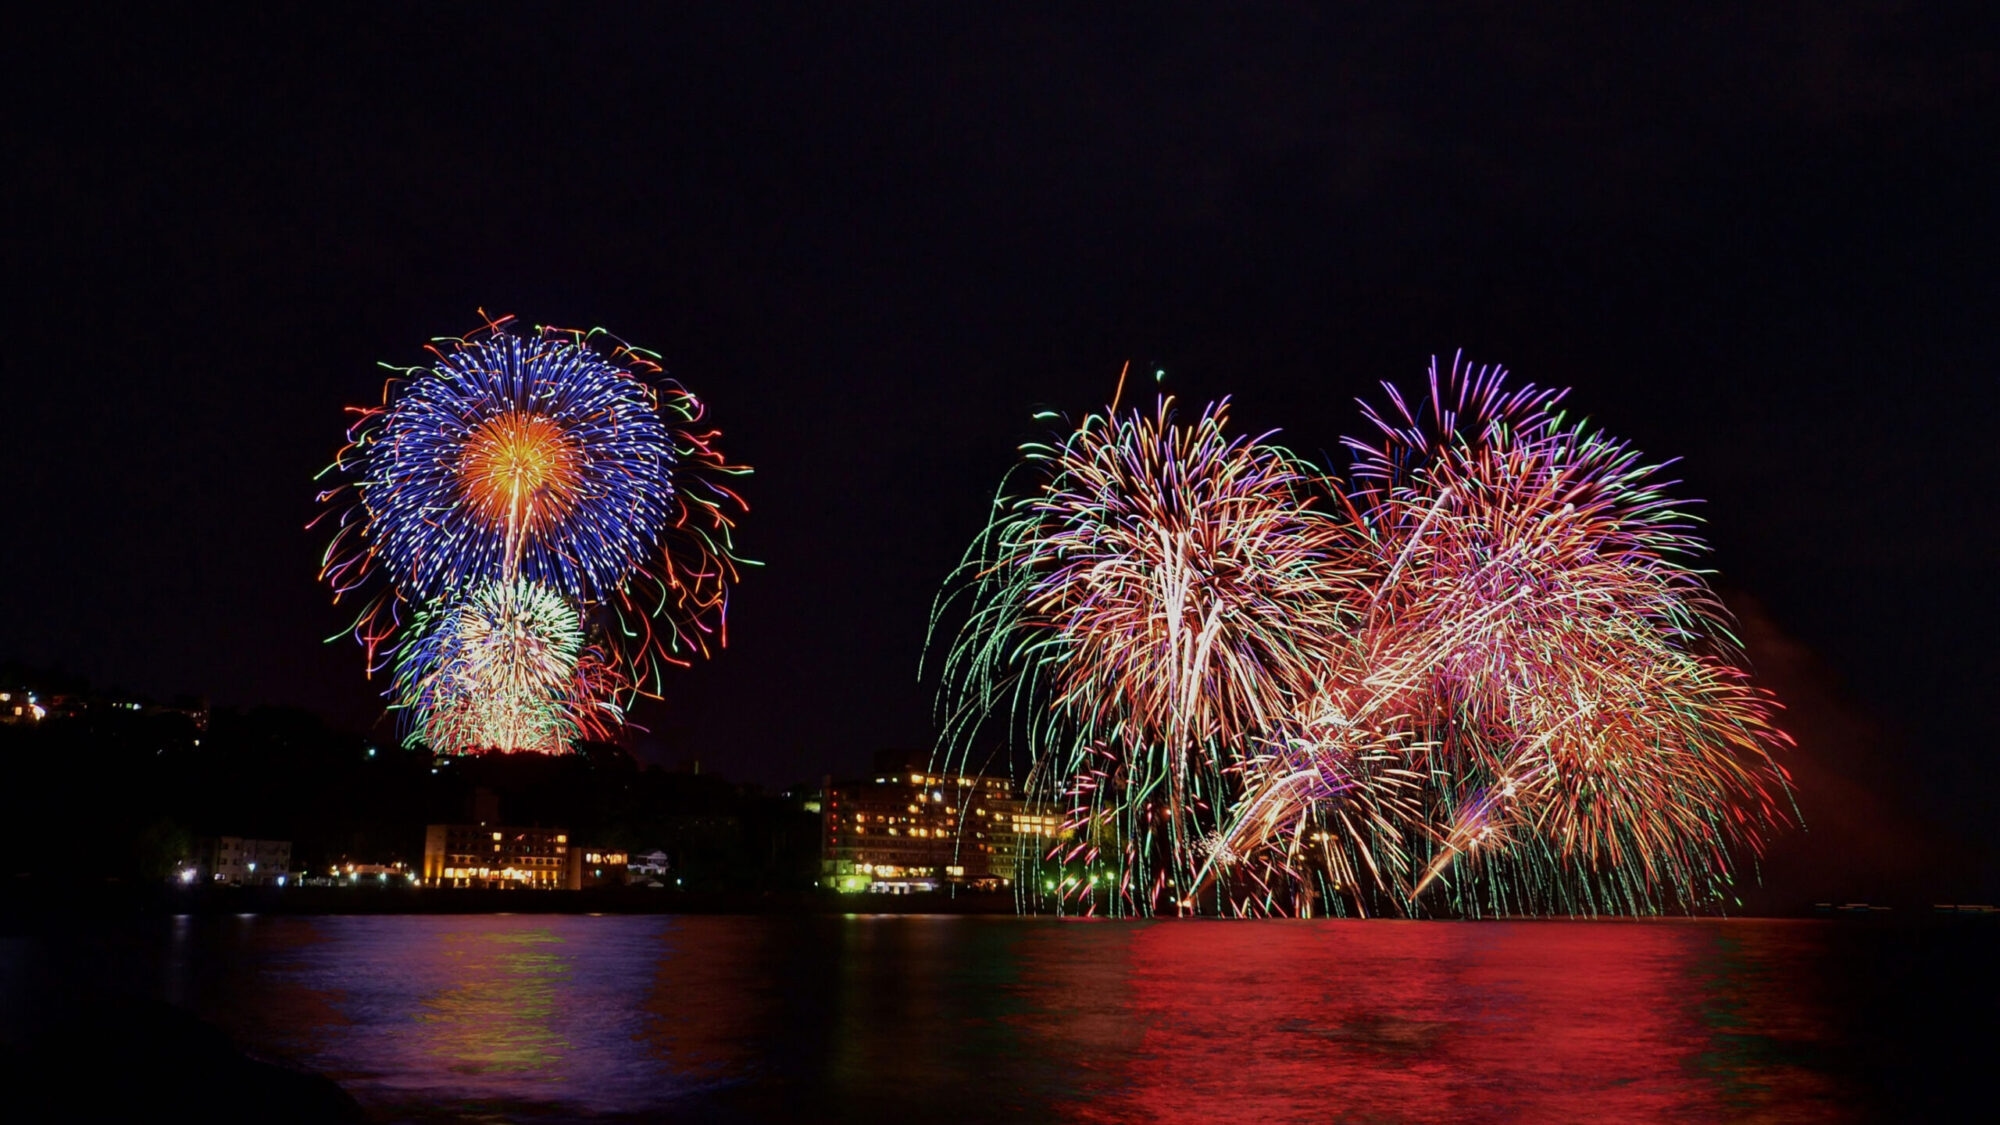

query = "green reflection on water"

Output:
[[1689, 924, 1843, 1118], [415, 927, 572, 1075]]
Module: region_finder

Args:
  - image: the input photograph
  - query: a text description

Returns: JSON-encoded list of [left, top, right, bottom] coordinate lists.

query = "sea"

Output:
[[3, 912, 1993, 1122]]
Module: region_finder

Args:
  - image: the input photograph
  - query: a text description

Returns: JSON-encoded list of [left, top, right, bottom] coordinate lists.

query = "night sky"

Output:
[[7, 9, 1996, 868]]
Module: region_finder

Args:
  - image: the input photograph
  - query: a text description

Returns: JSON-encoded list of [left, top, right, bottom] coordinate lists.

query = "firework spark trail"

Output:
[[315, 315, 750, 754], [1199, 356, 1792, 915], [931, 396, 1365, 912], [935, 356, 1792, 916], [1335, 354, 1790, 912], [1196, 630, 1441, 915]]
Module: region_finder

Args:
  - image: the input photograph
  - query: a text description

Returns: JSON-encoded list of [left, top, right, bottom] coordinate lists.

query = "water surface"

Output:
[[8, 914, 1991, 1122]]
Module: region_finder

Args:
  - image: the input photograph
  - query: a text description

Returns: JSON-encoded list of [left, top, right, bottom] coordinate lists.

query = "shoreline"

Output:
[[4, 879, 1983, 926]]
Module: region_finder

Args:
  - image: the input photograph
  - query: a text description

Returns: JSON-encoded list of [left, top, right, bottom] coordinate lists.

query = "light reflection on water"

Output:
[[412, 928, 572, 1079], [56, 914, 1991, 1122]]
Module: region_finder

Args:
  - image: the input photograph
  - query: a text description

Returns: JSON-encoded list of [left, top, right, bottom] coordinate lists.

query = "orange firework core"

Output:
[[460, 412, 582, 533]]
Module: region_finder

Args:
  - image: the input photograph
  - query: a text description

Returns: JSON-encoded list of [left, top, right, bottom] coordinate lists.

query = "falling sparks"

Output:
[[932, 356, 1791, 917]]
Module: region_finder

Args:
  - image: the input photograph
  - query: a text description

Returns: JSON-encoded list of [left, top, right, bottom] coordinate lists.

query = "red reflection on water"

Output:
[[126, 914, 1871, 1121], [1016, 920, 1851, 1125]]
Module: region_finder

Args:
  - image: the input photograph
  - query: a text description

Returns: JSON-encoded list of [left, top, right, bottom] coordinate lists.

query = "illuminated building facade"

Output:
[[0, 689, 46, 724], [197, 836, 291, 886], [423, 823, 570, 888], [0, 685, 205, 728], [318, 860, 415, 886], [567, 848, 629, 889], [822, 753, 1057, 892]]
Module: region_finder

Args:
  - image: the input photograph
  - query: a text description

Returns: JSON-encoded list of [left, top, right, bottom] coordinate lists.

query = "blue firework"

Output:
[[357, 327, 676, 603]]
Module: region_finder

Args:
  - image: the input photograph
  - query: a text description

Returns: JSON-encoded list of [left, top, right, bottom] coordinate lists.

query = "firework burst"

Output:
[[932, 395, 1364, 912], [315, 314, 749, 753], [936, 357, 1792, 916], [392, 578, 622, 754], [1216, 355, 1793, 914]]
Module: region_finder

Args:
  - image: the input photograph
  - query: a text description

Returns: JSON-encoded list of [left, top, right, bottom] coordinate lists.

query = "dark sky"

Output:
[[6, 8, 1996, 855]]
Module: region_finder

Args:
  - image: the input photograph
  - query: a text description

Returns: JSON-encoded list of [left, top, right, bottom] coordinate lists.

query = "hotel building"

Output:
[[821, 754, 1065, 892], [423, 824, 570, 888]]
